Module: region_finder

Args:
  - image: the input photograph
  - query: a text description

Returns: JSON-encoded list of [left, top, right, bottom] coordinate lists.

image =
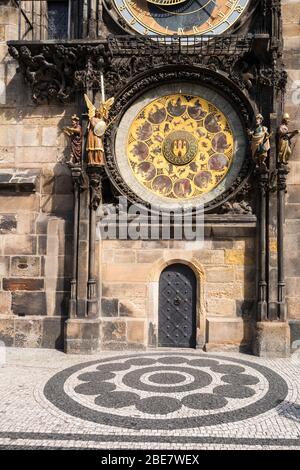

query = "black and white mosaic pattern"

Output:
[[44, 354, 288, 430]]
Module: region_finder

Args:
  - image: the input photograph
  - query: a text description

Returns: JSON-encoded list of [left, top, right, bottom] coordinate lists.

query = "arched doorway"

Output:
[[158, 263, 197, 348]]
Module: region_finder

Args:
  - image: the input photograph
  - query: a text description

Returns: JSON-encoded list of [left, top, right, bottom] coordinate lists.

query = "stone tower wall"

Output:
[[0, 1, 299, 351], [0, 4, 74, 348], [282, 0, 300, 343]]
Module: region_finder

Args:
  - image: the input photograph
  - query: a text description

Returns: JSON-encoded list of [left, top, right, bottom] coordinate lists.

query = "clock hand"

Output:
[[195, 0, 217, 19]]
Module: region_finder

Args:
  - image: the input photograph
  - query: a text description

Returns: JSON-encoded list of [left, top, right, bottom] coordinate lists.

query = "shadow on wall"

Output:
[[0, 48, 85, 348], [238, 236, 256, 353]]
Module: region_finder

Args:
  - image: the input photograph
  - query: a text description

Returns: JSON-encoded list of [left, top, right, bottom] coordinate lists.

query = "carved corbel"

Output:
[[70, 166, 89, 192], [87, 167, 105, 210]]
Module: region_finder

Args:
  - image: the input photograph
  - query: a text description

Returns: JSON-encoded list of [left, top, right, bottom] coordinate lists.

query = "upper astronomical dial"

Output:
[[112, 0, 250, 36], [147, 0, 188, 4]]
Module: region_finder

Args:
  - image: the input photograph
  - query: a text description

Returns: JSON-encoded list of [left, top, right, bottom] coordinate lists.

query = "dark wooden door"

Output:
[[158, 264, 196, 348]]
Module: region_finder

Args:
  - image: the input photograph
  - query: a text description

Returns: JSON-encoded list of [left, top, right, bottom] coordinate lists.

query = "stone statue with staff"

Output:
[[248, 113, 271, 166], [62, 114, 82, 166], [278, 113, 300, 164]]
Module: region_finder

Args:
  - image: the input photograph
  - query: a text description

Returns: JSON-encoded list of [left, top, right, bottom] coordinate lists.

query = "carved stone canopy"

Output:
[[8, 34, 286, 105]]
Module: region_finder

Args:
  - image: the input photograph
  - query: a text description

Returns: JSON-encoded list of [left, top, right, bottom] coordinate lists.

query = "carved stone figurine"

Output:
[[248, 114, 271, 166], [278, 113, 299, 164], [63, 115, 82, 166], [84, 94, 114, 165]]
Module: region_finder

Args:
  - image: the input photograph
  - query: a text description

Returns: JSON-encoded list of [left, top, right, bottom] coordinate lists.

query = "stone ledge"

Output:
[[0, 169, 40, 193]]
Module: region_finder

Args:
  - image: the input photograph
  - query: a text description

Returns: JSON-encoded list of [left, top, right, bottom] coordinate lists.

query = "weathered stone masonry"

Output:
[[0, 2, 76, 348], [0, 1, 299, 355]]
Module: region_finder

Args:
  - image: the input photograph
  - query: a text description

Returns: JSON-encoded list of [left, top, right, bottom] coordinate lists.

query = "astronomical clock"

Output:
[[111, 83, 248, 212], [104, 0, 251, 36], [102, 0, 254, 212]]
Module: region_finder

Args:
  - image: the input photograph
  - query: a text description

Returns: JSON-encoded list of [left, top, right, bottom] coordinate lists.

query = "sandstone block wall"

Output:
[[0, 4, 75, 348], [100, 234, 256, 350], [0, 2, 299, 351], [282, 1, 300, 337]]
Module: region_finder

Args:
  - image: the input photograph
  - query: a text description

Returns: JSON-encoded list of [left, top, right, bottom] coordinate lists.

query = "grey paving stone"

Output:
[[0, 349, 299, 449]]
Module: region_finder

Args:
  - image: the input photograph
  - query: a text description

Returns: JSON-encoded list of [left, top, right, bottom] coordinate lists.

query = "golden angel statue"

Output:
[[278, 113, 299, 164], [248, 113, 271, 166], [84, 94, 114, 165]]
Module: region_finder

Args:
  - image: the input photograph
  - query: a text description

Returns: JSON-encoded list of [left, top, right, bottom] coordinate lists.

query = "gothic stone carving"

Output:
[[218, 182, 255, 215], [8, 43, 112, 103], [87, 167, 105, 210], [8, 34, 285, 104], [70, 166, 89, 192]]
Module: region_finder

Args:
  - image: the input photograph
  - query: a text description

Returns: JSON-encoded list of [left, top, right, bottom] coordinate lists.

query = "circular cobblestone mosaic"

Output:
[[43, 354, 288, 430]]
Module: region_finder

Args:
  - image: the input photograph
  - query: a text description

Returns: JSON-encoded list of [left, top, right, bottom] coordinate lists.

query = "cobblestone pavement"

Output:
[[0, 348, 300, 450]]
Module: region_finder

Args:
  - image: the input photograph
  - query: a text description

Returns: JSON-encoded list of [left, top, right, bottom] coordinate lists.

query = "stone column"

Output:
[[88, 0, 97, 39], [86, 166, 103, 318], [252, 2, 291, 357], [277, 163, 289, 320], [253, 132, 290, 358], [82, 0, 89, 38], [253, 128, 290, 357], [97, 0, 104, 36], [68, 166, 86, 318], [281, 0, 300, 352], [65, 113, 101, 353], [267, 114, 280, 320], [256, 165, 268, 322]]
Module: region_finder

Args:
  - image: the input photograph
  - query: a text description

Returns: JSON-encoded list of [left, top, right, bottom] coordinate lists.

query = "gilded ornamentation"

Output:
[[127, 94, 234, 200], [84, 94, 114, 165]]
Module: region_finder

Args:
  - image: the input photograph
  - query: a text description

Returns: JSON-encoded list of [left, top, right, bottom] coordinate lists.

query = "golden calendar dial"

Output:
[[112, 0, 250, 37], [127, 94, 234, 201]]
